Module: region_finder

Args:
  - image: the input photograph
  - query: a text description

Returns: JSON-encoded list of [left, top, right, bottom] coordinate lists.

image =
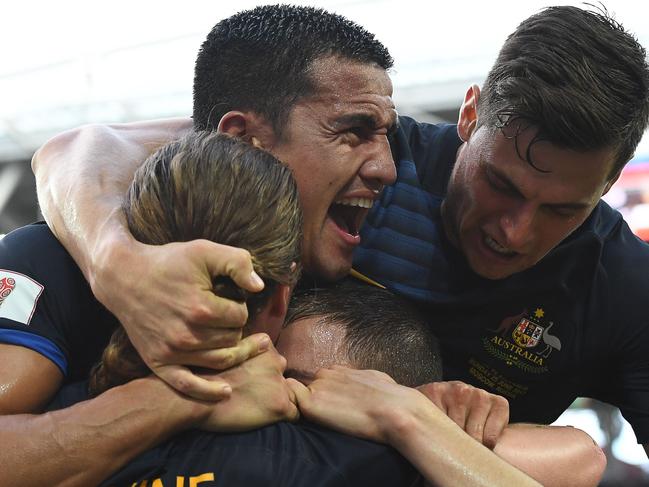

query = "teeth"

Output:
[[485, 235, 514, 255], [334, 197, 374, 209]]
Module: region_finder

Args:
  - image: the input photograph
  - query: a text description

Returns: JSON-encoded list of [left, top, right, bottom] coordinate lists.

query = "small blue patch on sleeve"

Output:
[[0, 329, 68, 376]]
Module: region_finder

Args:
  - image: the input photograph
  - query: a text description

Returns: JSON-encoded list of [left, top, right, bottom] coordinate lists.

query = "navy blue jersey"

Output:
[[0, 223, 116, 381], [48, 382, 421, 487], [105, 423, 420, 487], [356, 116, 649, 442]]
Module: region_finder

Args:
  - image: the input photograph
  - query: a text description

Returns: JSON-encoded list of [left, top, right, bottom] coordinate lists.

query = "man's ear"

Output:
[[457, 84, 481, 142], [602, 169, 622, 196], [217, 111, 248, 136], [251, 284, 291, 343], [269, 284, 290, 320], [217, 111, 274, 149]]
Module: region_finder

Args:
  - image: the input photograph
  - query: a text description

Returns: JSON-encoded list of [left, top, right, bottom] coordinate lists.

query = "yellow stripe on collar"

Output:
[[349, 268, 386, 290]]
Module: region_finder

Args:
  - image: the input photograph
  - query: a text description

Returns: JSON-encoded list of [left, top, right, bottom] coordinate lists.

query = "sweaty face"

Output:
[[442, 124, 616, 280], [266, 57, 397, 281]]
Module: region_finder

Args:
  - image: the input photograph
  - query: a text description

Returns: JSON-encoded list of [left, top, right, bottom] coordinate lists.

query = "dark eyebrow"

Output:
[[546, 201, 591, 211], [487, 164, 591, 210], [333, 113, 397, 133]]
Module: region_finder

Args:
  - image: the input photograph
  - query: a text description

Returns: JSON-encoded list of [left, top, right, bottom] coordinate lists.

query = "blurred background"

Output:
[[2, 1, 649, 483]]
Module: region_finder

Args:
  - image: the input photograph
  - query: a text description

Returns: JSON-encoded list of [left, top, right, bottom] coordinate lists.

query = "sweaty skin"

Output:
[[279, 316, 606, 487], [0, 339, 298, 487], [442, 85, 617, 280]]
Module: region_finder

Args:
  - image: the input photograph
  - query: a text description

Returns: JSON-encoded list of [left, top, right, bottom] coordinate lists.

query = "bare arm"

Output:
[[0, 339, 297, 487], [494, 423, 606, 487], [32, 119, 181, 276], [32, 120, 265, 399], [0, 344, 63, 414], [0, 377, 203, 487], [290, 367, 540, 487]]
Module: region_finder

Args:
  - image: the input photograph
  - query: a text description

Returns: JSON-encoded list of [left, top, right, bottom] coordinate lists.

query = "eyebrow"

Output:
[[486, 164, 592, 210], [333, 113, 398, 135]]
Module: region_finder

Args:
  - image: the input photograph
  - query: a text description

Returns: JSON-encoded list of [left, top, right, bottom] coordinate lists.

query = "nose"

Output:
[[359, 135, 397, 188], [499, 201, 536, 250]]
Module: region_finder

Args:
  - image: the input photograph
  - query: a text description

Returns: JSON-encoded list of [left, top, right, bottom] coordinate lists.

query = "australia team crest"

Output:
[[512, 318, 543, 348], [483, 307, 563, 374]]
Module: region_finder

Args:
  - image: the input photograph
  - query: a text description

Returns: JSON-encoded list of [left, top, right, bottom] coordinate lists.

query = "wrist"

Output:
[[381, 390, 438, 448], [119, 376, 209, 433], [87, 214, 139, 299]]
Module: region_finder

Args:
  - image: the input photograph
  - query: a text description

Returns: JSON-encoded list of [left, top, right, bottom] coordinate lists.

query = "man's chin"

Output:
[[305, 256, 352, 282], [468, 258, 519, 281]]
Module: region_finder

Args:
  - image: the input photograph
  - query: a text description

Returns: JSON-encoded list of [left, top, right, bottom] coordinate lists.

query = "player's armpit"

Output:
[[0, 343, 63, 414]]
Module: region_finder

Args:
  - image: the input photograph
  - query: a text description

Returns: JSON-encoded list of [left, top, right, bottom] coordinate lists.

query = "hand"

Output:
[[91, 237, 267, 401], [196, 342, 300, 432], [289, 366, 427, 444], [417, 380, 509, 448]]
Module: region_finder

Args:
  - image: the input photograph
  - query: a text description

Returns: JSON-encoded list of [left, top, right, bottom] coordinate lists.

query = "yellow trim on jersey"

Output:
[[349, 268, 386, 289]]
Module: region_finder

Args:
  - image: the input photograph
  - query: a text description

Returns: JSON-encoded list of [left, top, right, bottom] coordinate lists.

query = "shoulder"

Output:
[[0, 223, 91, 322], [0, 222, 82, 282], [105, 422, 418, 487], [0, 223, 107, 380], [394, 116, 461, 195], [585, 203, 649, 343], [596, 203, 649, 289]]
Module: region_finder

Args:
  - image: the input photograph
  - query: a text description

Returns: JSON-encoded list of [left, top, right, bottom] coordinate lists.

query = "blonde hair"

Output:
[[89, 131, 302, 395]]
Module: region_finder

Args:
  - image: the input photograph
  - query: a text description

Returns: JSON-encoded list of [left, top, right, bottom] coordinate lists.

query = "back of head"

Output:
[[286, 278, 442, 386], [193, 4, 393, 137], [479, 5, 649, 174], [125, 131, 301, 288], [89, 132, 302, 395]]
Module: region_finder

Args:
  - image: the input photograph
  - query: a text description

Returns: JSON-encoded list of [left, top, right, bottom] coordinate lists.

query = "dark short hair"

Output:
[[193, 4, 393, 137], [478, 5, 649, 176], [89, 132, 303, 395], [286, 277, 442, 386]]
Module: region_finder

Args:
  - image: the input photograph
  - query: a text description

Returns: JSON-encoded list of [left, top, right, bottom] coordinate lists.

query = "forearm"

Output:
[[386, 404, 541, 487], [494, 424, 606, 487], [32, 118, 192, 281], [0, 377, 202, 487]]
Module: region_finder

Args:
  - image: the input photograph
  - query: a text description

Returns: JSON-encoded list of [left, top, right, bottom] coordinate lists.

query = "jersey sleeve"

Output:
[[0, 223, 97, 377]]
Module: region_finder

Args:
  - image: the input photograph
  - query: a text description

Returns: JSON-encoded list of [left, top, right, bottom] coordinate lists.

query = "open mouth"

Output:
[[483, 234, 517, 258], [328, 197, 373, 237]]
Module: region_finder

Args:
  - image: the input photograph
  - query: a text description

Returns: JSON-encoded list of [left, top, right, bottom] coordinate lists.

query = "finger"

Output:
[[165, 327, 244, 354], [154, 364, 232, 401], [464, 397, 492, 445], [483, 396, 510, 449], [284, 381, 302, 423], [169, 333, 272, 370], [200, 241, 265, 293], [286, 377, 311, 408], [192, 293, 250, 329], [446, 403, 469, 432]]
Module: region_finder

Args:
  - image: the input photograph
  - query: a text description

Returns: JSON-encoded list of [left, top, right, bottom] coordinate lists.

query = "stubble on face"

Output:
[[442, 124, 615, 280], [267, 56, 397, 281]]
